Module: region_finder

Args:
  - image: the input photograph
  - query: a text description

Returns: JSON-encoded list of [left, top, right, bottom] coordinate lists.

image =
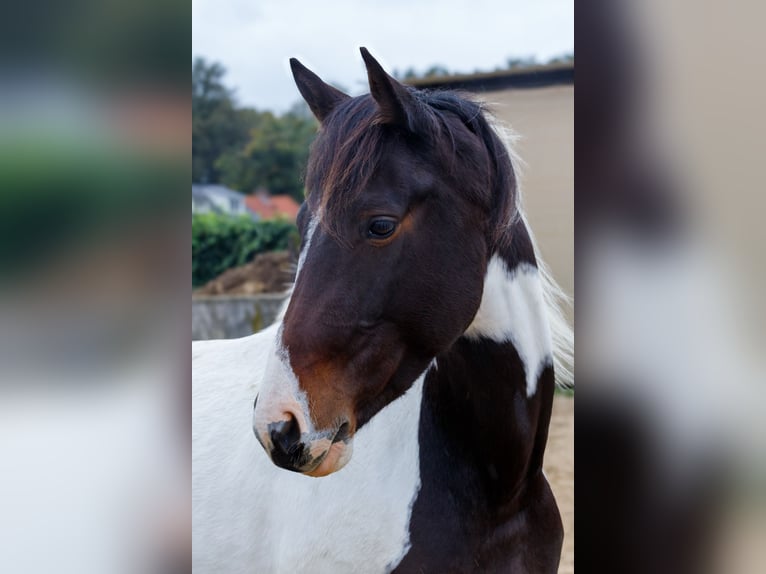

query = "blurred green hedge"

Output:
[[192, 213, 298, 288]]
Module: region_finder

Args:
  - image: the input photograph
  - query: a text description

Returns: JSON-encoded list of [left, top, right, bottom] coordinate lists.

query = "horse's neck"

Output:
[[423, 221, 556, 508]]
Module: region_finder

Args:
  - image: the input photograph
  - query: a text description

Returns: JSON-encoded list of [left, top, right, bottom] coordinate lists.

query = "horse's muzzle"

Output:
[[252, 396, 353, 476]]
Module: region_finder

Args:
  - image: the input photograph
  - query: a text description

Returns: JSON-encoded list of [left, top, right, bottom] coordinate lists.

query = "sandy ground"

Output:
[[544, 395, 575, 574]]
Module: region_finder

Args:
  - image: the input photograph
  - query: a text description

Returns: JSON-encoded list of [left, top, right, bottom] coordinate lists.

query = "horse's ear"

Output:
[[290, 58, 350, 123], [360, 47, 420, 130]]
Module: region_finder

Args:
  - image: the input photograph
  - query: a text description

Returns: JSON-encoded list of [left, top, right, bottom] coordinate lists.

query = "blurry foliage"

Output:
[[547, 53, 575, 65], [192, 58, 256, 184], [2, 0, 188, 90], [192, 58, 317, 201], [216, 112, 316, 203], [0, 135, 182, 285], [506, 56, 539, 69], [72, 0, 188, 88], [423, 65, 450, 78], [192, 213, 298, 288]]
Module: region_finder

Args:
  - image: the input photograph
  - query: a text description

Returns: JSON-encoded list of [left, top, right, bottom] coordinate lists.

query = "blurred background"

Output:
[[578, 1, 766, 573], [0, 0, 189, 573], [3, 0, 764, 572]]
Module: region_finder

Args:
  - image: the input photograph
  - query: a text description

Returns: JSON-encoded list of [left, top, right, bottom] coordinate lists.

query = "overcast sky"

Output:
[[192, 0, 573, 113]]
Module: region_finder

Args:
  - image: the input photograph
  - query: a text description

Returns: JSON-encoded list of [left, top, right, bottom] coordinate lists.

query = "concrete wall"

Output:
[[192, 294, 288, 340]]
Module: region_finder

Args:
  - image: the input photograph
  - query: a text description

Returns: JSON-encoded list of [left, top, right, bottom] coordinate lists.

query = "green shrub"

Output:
[[192, 213, 298, 287]]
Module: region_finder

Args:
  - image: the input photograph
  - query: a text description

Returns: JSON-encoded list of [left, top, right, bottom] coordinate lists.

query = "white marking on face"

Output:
[[253, 211, 351, 470], [273, 212, 320, 324], [295, 213, 320, 280], [253, 329, 319, 442], [463, 256, 554, 397], [254, 329, 355, 471]]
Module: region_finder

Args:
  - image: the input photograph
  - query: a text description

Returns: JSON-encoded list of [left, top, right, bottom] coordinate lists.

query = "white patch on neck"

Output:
[[463, 256, 553, 397]]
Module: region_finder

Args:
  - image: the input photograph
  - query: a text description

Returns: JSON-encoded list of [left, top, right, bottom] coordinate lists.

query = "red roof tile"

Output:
[[245, 192, 301, 221]]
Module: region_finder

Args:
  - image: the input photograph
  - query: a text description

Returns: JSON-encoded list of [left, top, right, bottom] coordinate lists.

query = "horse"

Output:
[[192, 47, 573, 573]]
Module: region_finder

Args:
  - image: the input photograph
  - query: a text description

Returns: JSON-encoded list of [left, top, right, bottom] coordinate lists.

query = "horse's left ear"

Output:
[[360, 47, 422, 131]]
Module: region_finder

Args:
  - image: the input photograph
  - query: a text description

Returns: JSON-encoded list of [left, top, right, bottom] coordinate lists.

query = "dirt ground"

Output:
[[544, 395, 575, 574], [196, 250, 295, 295]]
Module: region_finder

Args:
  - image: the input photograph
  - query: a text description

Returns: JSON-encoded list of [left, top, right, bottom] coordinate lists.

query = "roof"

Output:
[[245, 193, 301, 221], [404, 63, 573, 92]]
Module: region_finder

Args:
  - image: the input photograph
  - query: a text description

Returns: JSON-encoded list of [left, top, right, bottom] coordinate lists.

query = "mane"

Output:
[[488, 113, 575, 389], [304, 88, 574, 389], [526, 218, 575, 389]]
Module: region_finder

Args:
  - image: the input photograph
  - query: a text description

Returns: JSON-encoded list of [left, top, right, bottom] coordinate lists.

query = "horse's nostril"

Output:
[[268, 414, 309, 472], [333, 421, 351, 443], [269, 414, 301, 455]]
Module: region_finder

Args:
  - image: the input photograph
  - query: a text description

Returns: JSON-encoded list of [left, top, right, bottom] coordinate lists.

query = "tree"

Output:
[[506, 56, 539, 69], [192, 57, 320, 198], [548, 53, 574, 65], [192, 58, 254, 183], [216, 111, 317, 202], [424, 65, 450, 78]]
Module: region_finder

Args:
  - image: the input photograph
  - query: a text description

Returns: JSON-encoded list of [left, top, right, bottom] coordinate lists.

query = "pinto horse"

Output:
[[192, 48, 573, 573]]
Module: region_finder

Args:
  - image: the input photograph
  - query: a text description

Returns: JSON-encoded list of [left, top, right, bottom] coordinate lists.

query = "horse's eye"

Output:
[[367, 218, 398, 239]]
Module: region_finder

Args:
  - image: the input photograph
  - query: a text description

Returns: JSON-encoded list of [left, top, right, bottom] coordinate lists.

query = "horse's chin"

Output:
[[304, 440, 353, 477]]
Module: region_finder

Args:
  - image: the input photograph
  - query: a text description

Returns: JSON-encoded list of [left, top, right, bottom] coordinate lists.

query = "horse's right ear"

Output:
[[360, 47, 421, 131], [290, 58, 350, 123]]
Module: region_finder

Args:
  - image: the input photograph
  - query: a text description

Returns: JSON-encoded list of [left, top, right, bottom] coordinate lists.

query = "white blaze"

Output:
[[253, 213, 328, 456]]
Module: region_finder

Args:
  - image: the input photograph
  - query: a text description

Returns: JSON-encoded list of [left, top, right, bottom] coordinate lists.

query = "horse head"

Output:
[[253, 48, 518, 476]]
